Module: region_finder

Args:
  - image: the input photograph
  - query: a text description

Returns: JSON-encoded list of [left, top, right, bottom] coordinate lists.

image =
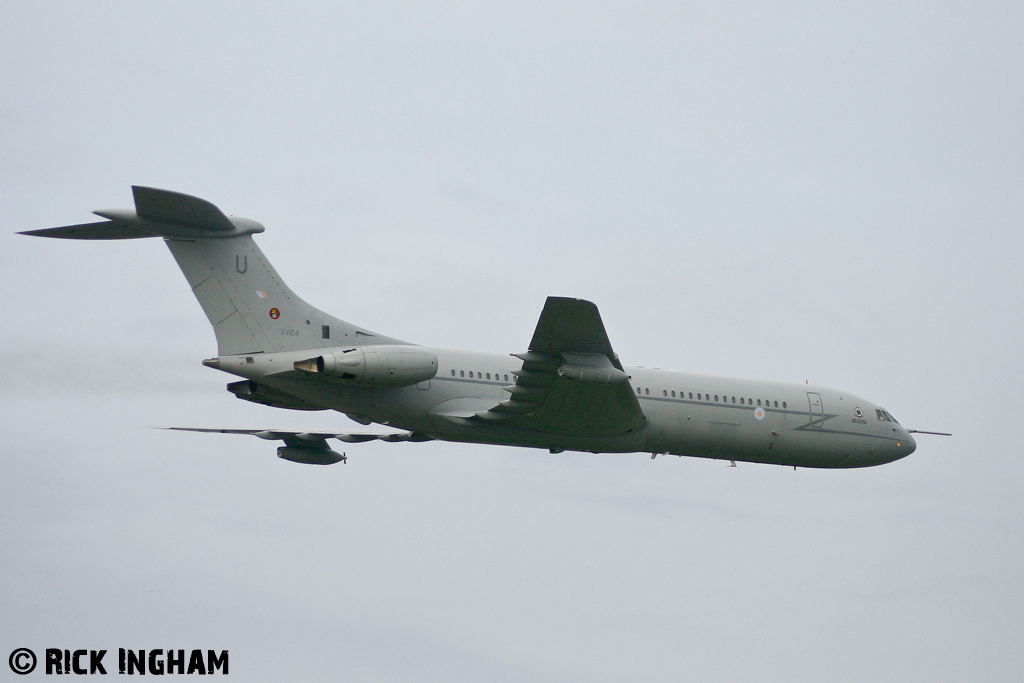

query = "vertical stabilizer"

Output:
[[165, 234, 401, 355], [20, 186, 404, 355]]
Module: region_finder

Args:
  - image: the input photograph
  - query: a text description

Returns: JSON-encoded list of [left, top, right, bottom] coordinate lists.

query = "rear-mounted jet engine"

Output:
[[293, 345, 438, 387]]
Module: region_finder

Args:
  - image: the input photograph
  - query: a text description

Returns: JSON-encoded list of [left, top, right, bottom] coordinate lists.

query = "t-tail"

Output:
[[20, 186, 403, 355]]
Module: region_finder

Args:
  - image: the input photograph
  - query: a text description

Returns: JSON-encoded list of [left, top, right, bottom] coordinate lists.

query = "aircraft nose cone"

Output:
[[892, 432, 916, 461], [861, 431, 915, 467]]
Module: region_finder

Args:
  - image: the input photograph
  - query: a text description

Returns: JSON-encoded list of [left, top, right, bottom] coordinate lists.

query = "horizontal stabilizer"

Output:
[[19, 221, 156, 240], [20, 186, 265, 241], [132, 185, 235, 232]]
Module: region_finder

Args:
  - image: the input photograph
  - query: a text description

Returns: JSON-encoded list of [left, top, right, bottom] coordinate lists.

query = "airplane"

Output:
[[20, 186, 949, 468]]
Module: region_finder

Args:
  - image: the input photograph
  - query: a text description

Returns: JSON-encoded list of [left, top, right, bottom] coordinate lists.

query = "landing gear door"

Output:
[[807, 392, 824, 428]]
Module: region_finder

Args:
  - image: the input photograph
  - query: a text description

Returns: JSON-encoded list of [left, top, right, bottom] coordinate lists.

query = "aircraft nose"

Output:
[[893, 432, 916, 461], [860, 431, 915, 466]]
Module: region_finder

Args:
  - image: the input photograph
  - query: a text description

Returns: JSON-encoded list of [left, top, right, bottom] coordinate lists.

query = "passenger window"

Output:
[[740, 397, 744, 404], [782, 402, 787, 409], [698, 393, 702, 400], [663, 390, 668, 397], [731, 396, 736, 404], [714, 395, 719, 401], [645, 388, 650, 395], [469, 371, 474, 378], [689, 392, 693, 399], [671, 391, 676, 398], [757, 399, 761, 406], [774, 401, 778, 407], [637, 387, 642, 395], [486, 373, 491, 380], [504, 374, 509, 382], [460, 370, 465, 377], [451, 369, 455, 376]]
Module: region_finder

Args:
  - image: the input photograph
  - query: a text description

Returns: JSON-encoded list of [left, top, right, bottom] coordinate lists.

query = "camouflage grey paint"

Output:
[[22, 187, 917, 469]]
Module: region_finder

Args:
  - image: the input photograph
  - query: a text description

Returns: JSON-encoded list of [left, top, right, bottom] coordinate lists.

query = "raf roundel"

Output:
[[269, 307, 281, 320], [754, 407, 766, 420]]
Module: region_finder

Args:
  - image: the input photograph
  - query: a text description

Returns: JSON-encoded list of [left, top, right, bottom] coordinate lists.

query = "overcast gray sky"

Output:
[[2, 2, 1021, 681]]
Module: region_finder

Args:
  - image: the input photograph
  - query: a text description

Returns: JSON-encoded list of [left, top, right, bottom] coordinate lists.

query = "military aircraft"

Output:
[[21, 187, 948, 468]]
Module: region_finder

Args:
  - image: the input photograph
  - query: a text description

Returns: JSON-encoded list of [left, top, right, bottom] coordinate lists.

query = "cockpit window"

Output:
[[876, 409, 900, 424]]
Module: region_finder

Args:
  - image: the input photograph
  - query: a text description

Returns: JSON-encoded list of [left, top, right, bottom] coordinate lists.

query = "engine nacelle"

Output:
[[557, 363, 628, 383], [555, 352, 629, 384], [294, 345, 438, 387], [277, 446, 345, 465]]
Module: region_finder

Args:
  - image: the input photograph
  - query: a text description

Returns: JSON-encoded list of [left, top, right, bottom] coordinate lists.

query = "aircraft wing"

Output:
[[165, 427, 433, 443], [165, 427, 434, 465], [471, 297, 647, 437]]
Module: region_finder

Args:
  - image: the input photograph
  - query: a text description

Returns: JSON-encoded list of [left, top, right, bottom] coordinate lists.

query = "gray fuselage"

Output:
[[215, 347, 916, 468]]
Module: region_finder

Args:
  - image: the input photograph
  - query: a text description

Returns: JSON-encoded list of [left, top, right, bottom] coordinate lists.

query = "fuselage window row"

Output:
[[446, 370, 796, 409], [634, 386, 787, 409], [449, 369, 510, 382]]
